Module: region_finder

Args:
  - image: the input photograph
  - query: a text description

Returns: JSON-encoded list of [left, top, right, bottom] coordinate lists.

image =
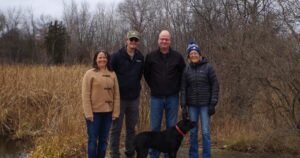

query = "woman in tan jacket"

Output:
[[82, 50, 120, 158]]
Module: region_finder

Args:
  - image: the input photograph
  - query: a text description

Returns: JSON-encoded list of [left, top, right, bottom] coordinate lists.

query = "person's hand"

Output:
[[112, 117, 118, 121], [208, 105, 215, 116], [86, 116, 94, 122], [208, 101, 217, 116]]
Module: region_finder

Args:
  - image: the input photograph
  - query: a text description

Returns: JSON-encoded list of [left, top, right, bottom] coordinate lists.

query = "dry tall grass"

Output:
[[0, 65, 299, 157], [0, 65, 87, 157]]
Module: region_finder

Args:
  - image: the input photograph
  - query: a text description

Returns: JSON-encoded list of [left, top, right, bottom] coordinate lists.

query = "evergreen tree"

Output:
[[45, 20, 68, 64]]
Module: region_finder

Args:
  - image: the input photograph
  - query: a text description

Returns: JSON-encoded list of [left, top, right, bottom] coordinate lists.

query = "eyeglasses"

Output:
[[159, 38, 170, 41], [129, 38, 139, 42]]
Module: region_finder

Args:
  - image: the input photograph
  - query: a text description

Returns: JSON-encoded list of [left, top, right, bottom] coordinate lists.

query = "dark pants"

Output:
[[86, 112, 112, 158], [110, 98, 140, 158]]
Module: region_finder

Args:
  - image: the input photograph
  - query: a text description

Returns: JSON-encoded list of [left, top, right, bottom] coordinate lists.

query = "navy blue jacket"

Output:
[[144, 48, 185, 97], [181, 57, 219, 107], [110, 47, 144, 100]]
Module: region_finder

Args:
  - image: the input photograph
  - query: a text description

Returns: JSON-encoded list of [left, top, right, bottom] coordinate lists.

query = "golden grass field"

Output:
[[0, 65, 299, 157]]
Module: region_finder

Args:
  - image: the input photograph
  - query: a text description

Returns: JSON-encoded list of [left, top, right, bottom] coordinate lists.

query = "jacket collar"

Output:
[[120, 46, 138, 60], [156, 47, 174, 58], [190, 57, 208, 68]]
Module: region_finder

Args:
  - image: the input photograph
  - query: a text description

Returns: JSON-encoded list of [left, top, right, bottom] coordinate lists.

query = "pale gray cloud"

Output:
[[0, 0, 122, 18]]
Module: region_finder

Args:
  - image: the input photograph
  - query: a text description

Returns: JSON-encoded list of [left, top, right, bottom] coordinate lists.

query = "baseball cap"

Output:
[[127, 30, 140, 39]]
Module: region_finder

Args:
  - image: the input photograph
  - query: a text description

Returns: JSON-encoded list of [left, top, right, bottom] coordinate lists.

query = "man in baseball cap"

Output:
[[109, 30, 144, 158]]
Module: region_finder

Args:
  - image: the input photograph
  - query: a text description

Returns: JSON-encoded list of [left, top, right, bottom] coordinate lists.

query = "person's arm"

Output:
[[109, 52, 117, 71], [178, 54, 186, 86], [144, 54, 151, 87], [112, 72, 120, 120], [179, 54, 186, 74], [82, 71, 93, 121], [139, 54, 145, 81], [208, 65, 219, 116], [180, 67, 188, 119], [180, 68, 187, 107], [208, 65, 219, 105]]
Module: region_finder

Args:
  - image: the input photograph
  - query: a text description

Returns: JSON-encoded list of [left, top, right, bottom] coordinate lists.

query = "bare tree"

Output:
[[277, 0, 300, 42], [118, 0, 157, 33], [0, 12, 5, 34]]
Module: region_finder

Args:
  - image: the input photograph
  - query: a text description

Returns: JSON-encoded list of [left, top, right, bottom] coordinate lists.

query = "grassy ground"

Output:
[[0, 65, 299, 158], [114, 148, 297, 158]]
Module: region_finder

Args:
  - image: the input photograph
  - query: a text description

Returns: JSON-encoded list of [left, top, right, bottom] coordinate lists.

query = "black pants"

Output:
[[110, 98, 140, 158]]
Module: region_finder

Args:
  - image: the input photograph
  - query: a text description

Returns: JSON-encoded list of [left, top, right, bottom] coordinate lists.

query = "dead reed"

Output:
[[0, 65, 298, 157]]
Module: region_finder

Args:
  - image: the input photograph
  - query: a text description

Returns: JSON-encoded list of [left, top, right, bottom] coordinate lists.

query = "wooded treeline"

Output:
[[0, 0, 299, 129]]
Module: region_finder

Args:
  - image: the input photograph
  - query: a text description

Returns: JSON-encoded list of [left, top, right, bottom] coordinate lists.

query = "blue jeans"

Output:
[[189, 106, 211, 158], [149, 95, 179, 158], [86, 112, 112, 158]]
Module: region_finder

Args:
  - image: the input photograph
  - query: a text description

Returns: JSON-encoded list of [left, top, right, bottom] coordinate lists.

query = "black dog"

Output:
[[134, 119, 196, 158]]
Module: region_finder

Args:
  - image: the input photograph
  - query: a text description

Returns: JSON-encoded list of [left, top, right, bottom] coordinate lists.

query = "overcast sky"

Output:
[[0, 0, 123, 18]]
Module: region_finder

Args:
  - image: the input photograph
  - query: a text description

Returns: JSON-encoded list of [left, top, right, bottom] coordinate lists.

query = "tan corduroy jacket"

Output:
[[82, 68, 120, 119]]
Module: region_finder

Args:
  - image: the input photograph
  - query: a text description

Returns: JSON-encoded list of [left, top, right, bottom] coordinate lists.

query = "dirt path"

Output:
[[114, 147, 297, 158]]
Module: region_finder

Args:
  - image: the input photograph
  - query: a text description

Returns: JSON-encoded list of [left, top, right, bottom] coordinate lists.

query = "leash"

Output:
[[175, 125, 186, 137]]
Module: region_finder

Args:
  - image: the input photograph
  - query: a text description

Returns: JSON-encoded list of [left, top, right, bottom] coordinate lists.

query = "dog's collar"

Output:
[[176, 125, 185, 137]]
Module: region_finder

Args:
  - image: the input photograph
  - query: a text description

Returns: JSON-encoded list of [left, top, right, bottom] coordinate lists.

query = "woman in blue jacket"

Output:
[[181, 42, 219, 158]]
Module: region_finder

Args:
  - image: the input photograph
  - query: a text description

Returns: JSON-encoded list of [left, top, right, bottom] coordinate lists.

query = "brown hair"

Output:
[[92, 50, 113, 71]]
